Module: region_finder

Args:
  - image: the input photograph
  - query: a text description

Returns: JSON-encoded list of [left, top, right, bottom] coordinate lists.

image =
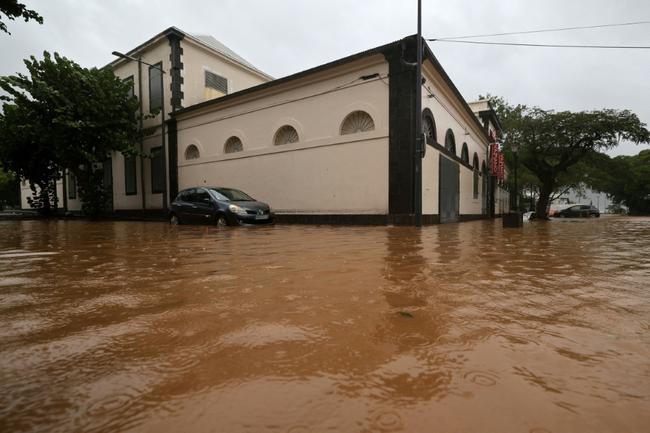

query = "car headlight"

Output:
[[228, 204, 248, 215]]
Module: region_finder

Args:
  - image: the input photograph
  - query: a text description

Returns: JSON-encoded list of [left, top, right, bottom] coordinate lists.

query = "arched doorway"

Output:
[[439, 129, 459, 223]]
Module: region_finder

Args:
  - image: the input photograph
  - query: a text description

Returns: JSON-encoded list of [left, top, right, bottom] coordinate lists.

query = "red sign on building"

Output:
[[498, 152, 505, 180], [490, 143, 499, 176]]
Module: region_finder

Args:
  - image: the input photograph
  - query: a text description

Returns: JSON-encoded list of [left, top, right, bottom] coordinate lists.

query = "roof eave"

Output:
[[172, 38, 402, 118], [106, 26, 184, 70]]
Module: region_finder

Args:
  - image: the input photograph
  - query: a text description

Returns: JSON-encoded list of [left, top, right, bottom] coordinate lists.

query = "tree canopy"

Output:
[[0, 51, 140, 216], [0, 0, 42, 34], [587, 150, 650, 215], [483, 95, 650, 218]]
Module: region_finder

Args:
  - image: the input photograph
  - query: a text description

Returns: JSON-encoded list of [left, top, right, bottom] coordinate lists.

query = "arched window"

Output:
[[224, 136, 243, 153], [185, 144, 200, 160], [445, 129, 456, 155], [481, 160, 487, 174], [340, 111, 375, 135], [461, 143, 469, 164], [422, 109, 436, 144], [473, 153, 480, 199], [274, 125, 299, 145]]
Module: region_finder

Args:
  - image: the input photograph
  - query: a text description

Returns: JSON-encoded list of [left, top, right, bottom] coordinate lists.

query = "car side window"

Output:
[[180, 189, 193, 201], [194, 190, 211, 203]]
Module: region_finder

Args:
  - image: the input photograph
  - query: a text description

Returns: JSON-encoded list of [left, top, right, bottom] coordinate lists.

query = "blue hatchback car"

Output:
[[169, 187, 274, 226]]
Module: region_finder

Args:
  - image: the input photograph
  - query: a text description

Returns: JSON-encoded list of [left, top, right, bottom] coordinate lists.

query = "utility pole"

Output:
[[414, 0, 423, 227]]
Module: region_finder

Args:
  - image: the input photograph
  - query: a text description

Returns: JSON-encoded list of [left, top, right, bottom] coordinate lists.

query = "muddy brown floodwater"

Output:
[[0, 217, 649, 433]]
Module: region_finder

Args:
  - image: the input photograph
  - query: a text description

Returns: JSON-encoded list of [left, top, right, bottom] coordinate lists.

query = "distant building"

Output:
[[553, 186, 613, 214], [21, 29, 510, 224]]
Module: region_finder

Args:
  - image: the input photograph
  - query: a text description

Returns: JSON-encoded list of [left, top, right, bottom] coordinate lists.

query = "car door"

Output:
[[174, 189, 196, 222], [566, 205, 580, 217], [187, 189, 214, 224]]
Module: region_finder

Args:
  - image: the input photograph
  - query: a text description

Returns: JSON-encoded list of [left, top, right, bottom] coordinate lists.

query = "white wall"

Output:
[[421, 63, 489, 217], [422, 147, 440, 215], [176, 56, 390, 214], [104, 34, 271, 211], [181, 38, 270, 108], [459, 165, 482, 215], [20, 179, 64, 210]]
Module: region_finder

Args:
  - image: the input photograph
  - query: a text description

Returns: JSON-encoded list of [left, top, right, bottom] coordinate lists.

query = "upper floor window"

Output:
[[149, 62, 163, 113], [461, 143, 469, 164], [274, 125, 299, 145], [224, 136, 243, 153], [205, 70, 228, 94], [445, 129, 456, 155], [422, 109, 436, 144], [185, 144, 200, 160], [340, 111, 375, 135]]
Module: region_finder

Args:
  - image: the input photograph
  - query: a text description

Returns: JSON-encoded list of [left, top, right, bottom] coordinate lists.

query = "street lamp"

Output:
[[111, 51, 168, 212]]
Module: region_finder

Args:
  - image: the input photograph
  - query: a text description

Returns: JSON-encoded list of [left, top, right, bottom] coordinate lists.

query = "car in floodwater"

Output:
[[555, 204, 600, 218], [169, 187, 273, 226]]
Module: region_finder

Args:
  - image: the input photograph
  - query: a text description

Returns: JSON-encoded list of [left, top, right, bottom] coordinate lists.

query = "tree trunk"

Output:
[[536, 181, 554, 220], [38, 182, 51, 217]]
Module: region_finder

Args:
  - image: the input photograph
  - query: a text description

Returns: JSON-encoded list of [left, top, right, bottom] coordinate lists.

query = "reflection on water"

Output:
[[0, 217, 649, 432]]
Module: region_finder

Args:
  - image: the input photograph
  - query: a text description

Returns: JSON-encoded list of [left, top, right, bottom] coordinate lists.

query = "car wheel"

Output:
[[170, 213, 180, 225], [216, 215, 228, 227]]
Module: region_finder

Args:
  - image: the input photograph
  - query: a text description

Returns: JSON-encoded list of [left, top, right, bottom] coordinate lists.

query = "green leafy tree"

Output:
[[483, 95, 650, 218], [0, 0, 42, 34], [0, 51, 140, 217], [591, 150, 650, 215], [0, 98, 61, 215], [0, 164, 20, 209]]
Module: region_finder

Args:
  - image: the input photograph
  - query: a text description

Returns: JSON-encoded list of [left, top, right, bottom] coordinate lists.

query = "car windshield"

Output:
[[208, 188, 254, 201]]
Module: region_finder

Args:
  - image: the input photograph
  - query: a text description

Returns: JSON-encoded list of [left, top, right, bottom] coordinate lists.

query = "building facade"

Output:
[[171, 35, 508, 224], [21, 31, 509, 223], [21, 27, 272, 215]]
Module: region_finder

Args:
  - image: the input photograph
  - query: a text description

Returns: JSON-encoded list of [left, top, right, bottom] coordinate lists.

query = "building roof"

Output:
[[191, 34, 265, 76], [172, 35, 492, 143], [468, 100, 502, 132], [107, 27, 272, 80]]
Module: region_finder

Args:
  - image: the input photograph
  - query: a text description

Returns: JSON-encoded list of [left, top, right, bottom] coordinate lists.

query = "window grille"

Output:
[[185, 145, 200, 160], [274, 125, 299, 145], [224, 136, 243, 153], [340, 111, 375, 135], [205, 70, 228, 94]]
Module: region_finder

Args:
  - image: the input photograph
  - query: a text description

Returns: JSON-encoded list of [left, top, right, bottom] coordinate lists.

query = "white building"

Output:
[[22, 30, 509, 224], [554, 186, 613, 214]]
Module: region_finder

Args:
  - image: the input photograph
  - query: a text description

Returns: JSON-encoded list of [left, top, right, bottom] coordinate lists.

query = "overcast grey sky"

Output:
[[1, 0, 649, 156]]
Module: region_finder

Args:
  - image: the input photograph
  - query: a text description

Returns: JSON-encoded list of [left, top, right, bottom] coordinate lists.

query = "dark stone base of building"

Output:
[[274, 213, 491, 226], [6, 210, 494, 225]]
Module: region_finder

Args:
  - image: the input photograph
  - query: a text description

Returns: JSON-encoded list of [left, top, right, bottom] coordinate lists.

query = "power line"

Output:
[[430, 39, 650, 49], [429, 20, 650, 41]]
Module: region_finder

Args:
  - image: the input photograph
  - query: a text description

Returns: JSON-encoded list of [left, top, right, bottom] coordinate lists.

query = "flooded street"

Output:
[[1, 217, 649, 433]]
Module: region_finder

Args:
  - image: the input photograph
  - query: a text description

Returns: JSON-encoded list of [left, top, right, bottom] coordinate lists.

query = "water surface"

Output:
[[1, 217, 649, 432]]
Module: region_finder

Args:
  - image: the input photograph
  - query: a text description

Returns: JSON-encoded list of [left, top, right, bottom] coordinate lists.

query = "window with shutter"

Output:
[[205, 70, 228, 94]]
